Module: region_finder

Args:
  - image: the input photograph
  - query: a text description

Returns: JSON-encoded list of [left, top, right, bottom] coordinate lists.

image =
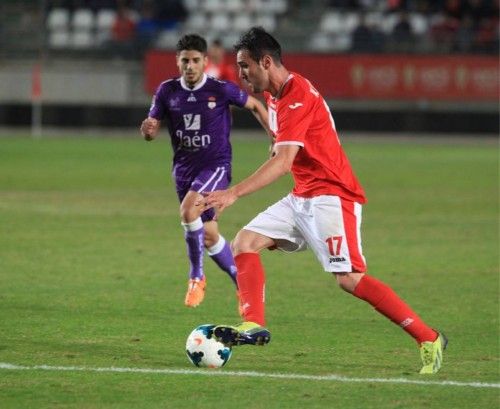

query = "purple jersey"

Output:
[[148, 73, 248, 179]]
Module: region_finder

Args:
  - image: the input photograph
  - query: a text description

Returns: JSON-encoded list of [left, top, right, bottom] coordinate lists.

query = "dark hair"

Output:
[[212, 38, 223, 47], [234, 26, 282, 65], [176, 34, 207, 53]]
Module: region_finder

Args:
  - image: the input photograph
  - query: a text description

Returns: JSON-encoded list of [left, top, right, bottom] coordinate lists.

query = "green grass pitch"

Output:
[[0, 131, 498, 408]]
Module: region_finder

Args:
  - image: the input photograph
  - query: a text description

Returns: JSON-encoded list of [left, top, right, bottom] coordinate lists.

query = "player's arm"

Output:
[[232, 143, 299, 196], [140, 117, 161, 141], [142, 83, 166, 141], [244, 95, 272, 141], [201, 144, 300, 212]]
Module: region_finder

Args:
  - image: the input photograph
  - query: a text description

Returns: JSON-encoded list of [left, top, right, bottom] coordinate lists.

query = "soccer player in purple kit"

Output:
[[140, 34, 270, 308]]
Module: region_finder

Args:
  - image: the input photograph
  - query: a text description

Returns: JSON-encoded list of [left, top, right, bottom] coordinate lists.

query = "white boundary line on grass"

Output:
[[1, 362, 499, 389]]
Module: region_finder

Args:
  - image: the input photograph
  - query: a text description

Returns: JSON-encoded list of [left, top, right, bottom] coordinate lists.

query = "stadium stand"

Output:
[[0, 0, 496, 61], [95, 9, 117, 45], [71, 8, 95, 49], [10, 0, 487, 57], [47, 8, 71, 49], [47, 7, 70, 31], [37, 0, 289, 54], [0, 0, 497, 134]]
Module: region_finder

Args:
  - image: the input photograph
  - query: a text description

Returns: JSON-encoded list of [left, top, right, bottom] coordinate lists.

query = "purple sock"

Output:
[[182, 219, 205, 280], [208, 236, 237, 287]]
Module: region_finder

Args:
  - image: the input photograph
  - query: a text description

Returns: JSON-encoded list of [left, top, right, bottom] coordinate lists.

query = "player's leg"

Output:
[[179, 165, 232, 307], [333, 198, 439, 343], [204, 220, 237, 286], [337, 273, 439, 345], [191, 165, 237, 283], [338, 272, 447, 374], [214, 195, 307, 346], [301, 195, 445, 373], [232, 195, 307, 327], [213, 229, 274, 346], [180, 190, 207, 307], [232, 229, 275, 325]]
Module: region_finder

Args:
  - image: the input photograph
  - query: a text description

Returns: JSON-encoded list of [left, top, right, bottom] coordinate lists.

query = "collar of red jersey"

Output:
[[272, 73, 294, 100]]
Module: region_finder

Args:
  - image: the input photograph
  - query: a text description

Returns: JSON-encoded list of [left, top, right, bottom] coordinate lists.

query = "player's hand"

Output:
[[195, 189, 238, 216], [140, 117, 159, 141]]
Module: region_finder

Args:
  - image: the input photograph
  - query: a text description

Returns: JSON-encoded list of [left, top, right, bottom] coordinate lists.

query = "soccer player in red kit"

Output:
[[205, 39, 238, 83], [201, 27, 447, 374]]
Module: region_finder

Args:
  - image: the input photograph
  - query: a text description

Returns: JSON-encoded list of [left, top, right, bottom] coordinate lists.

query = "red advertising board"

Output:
[[145, 51, 499, 101]]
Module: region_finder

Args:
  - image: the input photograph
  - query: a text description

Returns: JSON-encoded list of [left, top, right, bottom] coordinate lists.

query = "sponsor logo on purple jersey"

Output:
[[148, 74, 248, 179]]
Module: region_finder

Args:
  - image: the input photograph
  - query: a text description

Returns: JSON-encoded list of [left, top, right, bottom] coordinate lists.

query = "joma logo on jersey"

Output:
[[183, 114, 201, 130]]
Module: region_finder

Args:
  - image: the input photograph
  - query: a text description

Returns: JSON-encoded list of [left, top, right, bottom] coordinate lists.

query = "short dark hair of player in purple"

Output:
[[176, 34, 207, 54], [233, 26, 282, 65]]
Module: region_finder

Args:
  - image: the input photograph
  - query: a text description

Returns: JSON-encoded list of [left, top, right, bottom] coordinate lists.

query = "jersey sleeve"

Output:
[[223, 81, 248, 108], [148, 83, 167, 120], [275, 86, 314, 146]]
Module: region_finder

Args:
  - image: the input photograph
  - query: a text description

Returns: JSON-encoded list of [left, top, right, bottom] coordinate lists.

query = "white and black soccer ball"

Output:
[[186, 324, 232, 368]]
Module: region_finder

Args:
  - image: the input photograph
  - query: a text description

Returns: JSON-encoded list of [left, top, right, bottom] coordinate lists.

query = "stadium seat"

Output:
[[203, 0, 225, 13], [380, 12, 398, 34], [344, 12, 360, 34], [71, 30, 94, 49], [320, 11, 343, 34], [311, 31, 352, 53], [185, 12, 208, 31], [232, 14, 252, 32], [409, 13, 429, 36], [72, 9, 94, 30], [221, 31, 241, 48], [330, 33, 352, 51], [309, 32, 334, 52], [255, 14, 277, 32], [224, 0, 245, 13], [321, 11, 359, 35], [47, 8, 70, 30], [156, 30, 181, 49], [256, 0, 287, 14], [95, 9, 116, 45], [49, 29, 70, 49], [365, 11, 384, 29], [96, 9, 116, 31], [210, 12, 231, 33], [182, 0, 200, 11]]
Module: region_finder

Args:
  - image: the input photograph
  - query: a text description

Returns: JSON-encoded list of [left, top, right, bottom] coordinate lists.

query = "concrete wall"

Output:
[[0, 60, 148, 105]]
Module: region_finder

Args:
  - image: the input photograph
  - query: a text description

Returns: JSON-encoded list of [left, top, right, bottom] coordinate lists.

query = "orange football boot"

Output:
[[184, 277, 206, 308]]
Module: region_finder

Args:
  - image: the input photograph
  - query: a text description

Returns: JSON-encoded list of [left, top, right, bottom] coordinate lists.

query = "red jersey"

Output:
[[205, 61, 238, 84], [264, 72, 366, 203]]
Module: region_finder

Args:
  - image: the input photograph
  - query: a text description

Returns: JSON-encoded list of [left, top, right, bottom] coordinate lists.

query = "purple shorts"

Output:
[[175, 165, 231, 222]]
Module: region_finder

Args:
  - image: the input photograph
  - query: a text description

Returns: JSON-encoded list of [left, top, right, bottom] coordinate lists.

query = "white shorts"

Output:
[[244, 194, 367, 273]]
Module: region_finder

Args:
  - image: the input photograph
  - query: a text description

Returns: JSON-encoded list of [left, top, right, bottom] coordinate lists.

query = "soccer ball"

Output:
[[185, 324, 232, 368]]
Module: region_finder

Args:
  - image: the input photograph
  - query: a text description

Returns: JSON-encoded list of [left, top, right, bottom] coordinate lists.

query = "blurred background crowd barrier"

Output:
[[0, 0, 498, 133]]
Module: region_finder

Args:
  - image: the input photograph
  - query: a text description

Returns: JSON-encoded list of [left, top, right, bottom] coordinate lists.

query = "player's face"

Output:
[[177, 50, 207, 87], [208, 45, 224, 64], [236, 49, 269, 94]]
